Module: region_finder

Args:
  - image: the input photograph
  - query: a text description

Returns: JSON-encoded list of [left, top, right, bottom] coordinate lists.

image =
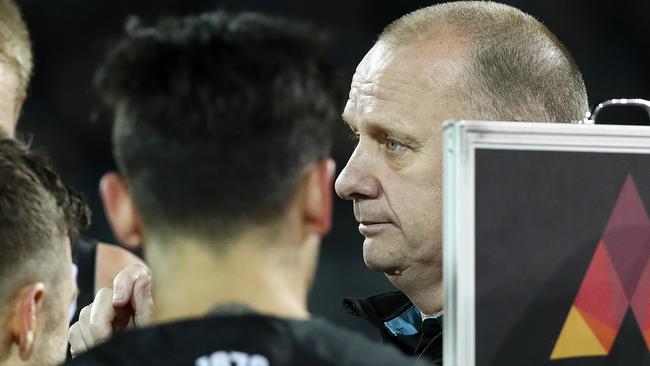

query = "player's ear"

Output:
[[100, 172, 144, 248], [15, 94, 26, 117], [8, 282, 45, 361], [1, 94, 26, 138], [302, 158, 335, 236]]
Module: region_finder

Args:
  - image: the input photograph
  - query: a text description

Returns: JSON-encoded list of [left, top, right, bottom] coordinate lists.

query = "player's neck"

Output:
[[0, 321, 19, 365], [147, 231, 314, 324], [0, 349, 26, 366]]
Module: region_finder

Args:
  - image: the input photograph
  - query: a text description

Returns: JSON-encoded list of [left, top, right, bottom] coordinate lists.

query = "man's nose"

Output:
[[335, 151, 380, 200]]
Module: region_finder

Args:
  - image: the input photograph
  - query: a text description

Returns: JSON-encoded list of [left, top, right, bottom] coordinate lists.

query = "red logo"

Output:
[[551, 175, 650, 360]]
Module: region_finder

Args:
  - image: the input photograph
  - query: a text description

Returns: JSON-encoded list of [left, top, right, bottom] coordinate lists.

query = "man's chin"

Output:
[[362, 240, 402, 275], [363, 258, 394, 273]]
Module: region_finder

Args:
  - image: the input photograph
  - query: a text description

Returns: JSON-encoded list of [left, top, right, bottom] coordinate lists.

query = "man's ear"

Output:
[[9, 282, 45, 361], [303, 158, 335, 236], [100, 172, 144, 248]]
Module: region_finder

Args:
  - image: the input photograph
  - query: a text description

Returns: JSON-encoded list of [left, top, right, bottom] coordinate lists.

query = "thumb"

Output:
[[131, 273, 154, 328]]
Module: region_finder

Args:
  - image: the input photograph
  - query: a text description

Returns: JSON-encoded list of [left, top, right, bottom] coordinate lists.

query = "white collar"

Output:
[[420, 309, 443, 321]]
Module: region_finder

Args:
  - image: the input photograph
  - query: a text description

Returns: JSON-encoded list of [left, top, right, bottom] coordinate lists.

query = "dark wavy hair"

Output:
[[95, 11, 343, 244], [0, 138, 89, 306]]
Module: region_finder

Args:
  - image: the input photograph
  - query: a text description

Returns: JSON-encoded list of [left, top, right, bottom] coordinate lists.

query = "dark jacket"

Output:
[[343, 291, 442, 366], [65, 313, 432, 366]]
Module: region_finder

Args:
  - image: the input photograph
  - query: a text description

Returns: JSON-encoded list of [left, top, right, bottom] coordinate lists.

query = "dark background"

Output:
[[15, 0, 650, 337], [476, 150, 650, 365]]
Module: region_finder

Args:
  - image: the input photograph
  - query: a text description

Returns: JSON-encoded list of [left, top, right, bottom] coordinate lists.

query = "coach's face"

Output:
[[335, 37, 466, 288]]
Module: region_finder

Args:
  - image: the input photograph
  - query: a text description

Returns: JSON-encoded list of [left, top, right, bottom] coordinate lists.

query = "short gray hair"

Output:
[[380, 1, 588, 123]]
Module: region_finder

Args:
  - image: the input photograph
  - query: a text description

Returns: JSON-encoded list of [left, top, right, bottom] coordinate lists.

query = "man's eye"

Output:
[[386, 139, 405, 152]]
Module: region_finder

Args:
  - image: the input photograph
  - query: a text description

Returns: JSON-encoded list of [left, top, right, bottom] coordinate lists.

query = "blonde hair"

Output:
[[0, 0, 32, 96]]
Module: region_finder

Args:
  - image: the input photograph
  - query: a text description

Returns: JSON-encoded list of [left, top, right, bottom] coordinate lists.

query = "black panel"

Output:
[[474, 149, 650, 366]]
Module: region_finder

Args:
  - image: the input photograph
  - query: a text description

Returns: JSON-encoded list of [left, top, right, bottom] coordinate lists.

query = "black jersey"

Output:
[[65, 313, 432, 366], [71, 236, 98, 325]]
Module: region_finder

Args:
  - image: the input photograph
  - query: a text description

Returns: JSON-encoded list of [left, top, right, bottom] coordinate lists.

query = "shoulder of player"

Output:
[[63, 316, 273, 365], [65, 316, 430, 365]]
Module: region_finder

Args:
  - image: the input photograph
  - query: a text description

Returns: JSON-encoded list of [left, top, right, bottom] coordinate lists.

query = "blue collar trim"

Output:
[[383, 305, 421, 336]]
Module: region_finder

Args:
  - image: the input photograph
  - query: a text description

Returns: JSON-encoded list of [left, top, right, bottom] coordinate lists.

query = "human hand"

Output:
[[68, 263, 153, 357]]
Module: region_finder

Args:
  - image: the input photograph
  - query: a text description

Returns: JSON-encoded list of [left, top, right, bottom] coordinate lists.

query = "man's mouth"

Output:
[[360, 219, 390, 225], [358, 221, 392, 236]]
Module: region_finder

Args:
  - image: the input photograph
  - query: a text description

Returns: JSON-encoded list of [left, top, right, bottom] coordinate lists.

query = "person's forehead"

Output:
[[344, 39, 466, 132], [357, 35, 466, 75], [342, 92, 419, 135]]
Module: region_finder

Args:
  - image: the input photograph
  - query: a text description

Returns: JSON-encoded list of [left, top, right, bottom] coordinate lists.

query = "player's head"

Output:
[[96, 12, 340, 259], [0, 139, 89, 366], [335, 1, 587, 309], [0, 0, 33, 137]]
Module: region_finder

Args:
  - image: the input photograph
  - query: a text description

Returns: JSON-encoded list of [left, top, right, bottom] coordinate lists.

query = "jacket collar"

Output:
[[342, 291, 442, 336]]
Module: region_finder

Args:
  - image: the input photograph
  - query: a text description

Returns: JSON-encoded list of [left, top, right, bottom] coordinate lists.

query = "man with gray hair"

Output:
[[336, 2, 588, 364], [69, 2, 589, 365]]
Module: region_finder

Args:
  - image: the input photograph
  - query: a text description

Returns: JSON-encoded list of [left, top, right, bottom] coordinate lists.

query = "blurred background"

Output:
[[16, 0, 650, 338]]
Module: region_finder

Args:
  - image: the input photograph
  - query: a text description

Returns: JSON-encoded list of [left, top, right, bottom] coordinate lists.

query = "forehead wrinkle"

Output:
[[343, 96, 415, 138], [345, 88, 424, 140], [351, 72, 423, 103], [346, 76, 422, 134], [354, 103, 419, 138], [345, 37, 468, 142], [350, 57, 466, 119]]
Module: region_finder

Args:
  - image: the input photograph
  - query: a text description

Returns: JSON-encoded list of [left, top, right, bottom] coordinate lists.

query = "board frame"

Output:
[[442, 120, 650, 366]]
